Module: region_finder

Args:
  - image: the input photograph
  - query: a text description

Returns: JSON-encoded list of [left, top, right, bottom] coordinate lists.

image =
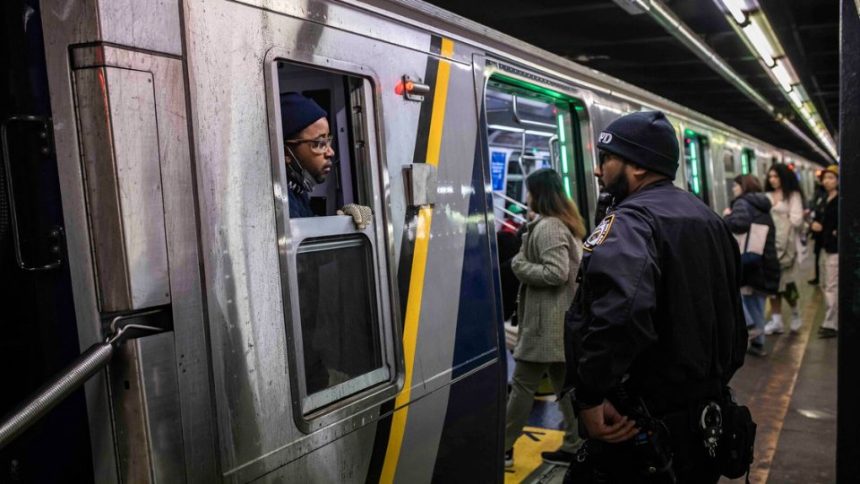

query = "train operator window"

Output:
[[270, 60, 398, 422], [683, 129, 710, 206], [484, 77, 588, 238]]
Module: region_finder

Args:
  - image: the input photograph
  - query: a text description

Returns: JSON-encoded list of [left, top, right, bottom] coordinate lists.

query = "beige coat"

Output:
[[511, 216, 583, 362]]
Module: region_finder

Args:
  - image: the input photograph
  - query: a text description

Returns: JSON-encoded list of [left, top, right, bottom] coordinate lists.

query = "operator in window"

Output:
[[280, 92, 371, 228]]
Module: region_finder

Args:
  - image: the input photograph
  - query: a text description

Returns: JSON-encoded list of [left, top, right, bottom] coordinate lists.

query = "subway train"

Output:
[[0, 0, 821, 482]]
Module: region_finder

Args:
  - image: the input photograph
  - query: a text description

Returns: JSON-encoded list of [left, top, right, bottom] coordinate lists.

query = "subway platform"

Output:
[[505, 261, 837, 484]]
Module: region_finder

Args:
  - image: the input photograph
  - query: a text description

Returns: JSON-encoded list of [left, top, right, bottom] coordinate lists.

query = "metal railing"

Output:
[[0, 310, 166, 449]]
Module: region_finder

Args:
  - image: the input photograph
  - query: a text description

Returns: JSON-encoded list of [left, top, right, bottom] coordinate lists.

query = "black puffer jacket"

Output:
[[725, 193, 780, 294]]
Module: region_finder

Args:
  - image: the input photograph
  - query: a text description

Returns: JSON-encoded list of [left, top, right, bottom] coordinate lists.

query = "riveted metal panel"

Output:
[[73, 66, 171, 312]]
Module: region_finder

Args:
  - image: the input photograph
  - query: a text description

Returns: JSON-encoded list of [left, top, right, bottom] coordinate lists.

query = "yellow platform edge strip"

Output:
[[379, 37, 454, 484]]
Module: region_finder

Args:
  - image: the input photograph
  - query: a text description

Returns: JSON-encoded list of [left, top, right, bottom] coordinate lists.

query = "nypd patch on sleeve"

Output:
[[584, 214, 615, 251]]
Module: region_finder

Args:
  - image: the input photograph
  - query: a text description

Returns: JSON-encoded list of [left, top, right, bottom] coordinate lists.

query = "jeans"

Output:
[[822, 253, 839, 330], [742, 293, 766, 347]]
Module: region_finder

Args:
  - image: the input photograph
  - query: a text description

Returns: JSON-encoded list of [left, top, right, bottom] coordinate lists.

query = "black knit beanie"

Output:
[[596, 111, 680, 179], [281, 92, 328, 140]]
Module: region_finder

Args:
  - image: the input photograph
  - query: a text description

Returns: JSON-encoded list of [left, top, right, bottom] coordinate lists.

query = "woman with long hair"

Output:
[[505, 168, 586, 468], [763, 163, 805, 335], [724, 175, 780, 356]]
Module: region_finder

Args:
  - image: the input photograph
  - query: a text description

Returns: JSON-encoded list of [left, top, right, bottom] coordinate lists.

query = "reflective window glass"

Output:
[[297, 235, 385, 411]]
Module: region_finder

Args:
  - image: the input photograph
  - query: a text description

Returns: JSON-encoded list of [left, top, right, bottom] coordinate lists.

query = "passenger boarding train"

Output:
[[0, 0, 820, 482]]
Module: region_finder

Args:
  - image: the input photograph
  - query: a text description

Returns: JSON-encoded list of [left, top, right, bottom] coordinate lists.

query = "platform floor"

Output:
[[505, 262, 837, 484]]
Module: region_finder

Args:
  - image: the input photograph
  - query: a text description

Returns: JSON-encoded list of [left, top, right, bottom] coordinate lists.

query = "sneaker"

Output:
[[790, 315, 803, 333], [504, 448, 514, 468], [764, 319, 784, 335], [541, 448, 576, 466], [747, 344, 768, 357], [818, 328, 838, 339]]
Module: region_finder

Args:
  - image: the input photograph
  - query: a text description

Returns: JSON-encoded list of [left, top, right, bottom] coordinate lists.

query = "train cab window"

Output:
[[484, 76, 587, 237], [271, 60, 397, 419], [741, 148, 754, 175], [683, 130, 710, 205]]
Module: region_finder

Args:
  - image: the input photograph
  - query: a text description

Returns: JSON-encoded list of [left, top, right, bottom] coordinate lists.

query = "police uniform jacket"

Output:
[[565, 180, 747, 410], [512, 216, 583, 362]]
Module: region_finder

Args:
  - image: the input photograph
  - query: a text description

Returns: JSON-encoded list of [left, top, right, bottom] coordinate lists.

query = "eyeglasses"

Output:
[[286, 134, 334, 154]]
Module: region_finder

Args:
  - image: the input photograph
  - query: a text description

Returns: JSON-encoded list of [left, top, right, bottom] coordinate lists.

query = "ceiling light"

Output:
[[771, 61, 795, 92], [720, 0, 748, 24], [742, 20, 776, 66], [788, 89, 804, 108]]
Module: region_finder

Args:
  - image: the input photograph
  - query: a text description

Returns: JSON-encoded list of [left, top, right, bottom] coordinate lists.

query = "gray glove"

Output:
[[337, 204, 373, 230]]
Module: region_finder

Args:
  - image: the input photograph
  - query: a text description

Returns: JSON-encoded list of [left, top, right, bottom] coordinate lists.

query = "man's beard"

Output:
[[603, 169, 630, 202]]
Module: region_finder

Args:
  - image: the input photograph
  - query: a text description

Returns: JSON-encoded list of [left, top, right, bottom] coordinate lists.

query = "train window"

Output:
[[741, 148, 754, 175], [270, 60, 398, 421], [683, 130, 710, 205], [296, 235, 385, 410], [484, 76, 587, 237], [723, 150, 737, 204]]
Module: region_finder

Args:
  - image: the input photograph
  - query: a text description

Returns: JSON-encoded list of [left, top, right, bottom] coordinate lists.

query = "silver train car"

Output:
[[0, 0, 820, 482]]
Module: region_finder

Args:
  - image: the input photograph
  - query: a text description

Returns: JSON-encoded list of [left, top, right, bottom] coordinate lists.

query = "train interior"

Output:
[[683, 129, 711, 206], [485, 77, 588, 328]]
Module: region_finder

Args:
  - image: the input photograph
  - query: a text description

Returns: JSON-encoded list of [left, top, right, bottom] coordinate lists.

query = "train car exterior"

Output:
[[2, 0, 820, 482]]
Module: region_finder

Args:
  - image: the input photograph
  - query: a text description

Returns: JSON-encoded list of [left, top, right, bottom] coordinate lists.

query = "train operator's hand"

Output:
[[579, 399, 638, 443], [338, 204, 373, 230]]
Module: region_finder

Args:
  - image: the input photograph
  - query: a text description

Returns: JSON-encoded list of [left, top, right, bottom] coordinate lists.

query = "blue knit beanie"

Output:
[[596, 111, 680, 179], [281, 92, 327, 140]]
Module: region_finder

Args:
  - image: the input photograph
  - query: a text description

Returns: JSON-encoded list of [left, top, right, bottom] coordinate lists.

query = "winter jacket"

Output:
[[725, 193, 780, 294], [511, 216, 582, 362]]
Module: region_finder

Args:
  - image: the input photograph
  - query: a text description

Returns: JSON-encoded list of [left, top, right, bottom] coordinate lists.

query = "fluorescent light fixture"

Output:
[[788, 89, 804, 108], [742, 20, 776, 66], [771, 61, 794, 92], [720, 0, 748, 24]]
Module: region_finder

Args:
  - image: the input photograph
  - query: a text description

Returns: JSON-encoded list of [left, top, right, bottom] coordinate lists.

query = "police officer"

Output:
[[564, 111, 748, 482]]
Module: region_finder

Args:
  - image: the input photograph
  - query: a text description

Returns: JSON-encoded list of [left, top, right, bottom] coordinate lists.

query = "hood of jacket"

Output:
[[740, 192, 771, 214]]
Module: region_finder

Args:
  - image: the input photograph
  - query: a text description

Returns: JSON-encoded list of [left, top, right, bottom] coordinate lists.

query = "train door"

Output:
[[683, 129, 711, 206], [181, 2, 505, 481], [482, 71, 589, 324], [0, 2, 94, 481]]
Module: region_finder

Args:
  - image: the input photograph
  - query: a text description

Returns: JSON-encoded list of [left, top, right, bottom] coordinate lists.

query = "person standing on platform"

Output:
[[807, 182, 828, 285], [564, 111, 748, 483], [504, 168, 586, 468], [764, 163, 806, 335], [724, 175, 780, 356], [812, 164, 839, 338]]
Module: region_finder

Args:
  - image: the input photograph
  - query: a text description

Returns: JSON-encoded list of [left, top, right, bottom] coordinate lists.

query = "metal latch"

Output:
[[403, 163, 437, 208], [396, 75, 431, 102]]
